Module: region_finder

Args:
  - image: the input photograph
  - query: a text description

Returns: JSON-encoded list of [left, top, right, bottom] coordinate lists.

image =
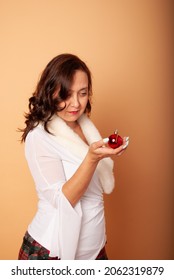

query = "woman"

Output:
[[18, 54, 129, 260]]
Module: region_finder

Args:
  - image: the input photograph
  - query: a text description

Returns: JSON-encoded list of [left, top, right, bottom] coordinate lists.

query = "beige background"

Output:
[[0, 0, 173, 259]]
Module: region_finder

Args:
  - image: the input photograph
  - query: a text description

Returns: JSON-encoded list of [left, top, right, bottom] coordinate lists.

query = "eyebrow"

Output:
[[78, 87, 88, 91], [68, 87, 88, 93]]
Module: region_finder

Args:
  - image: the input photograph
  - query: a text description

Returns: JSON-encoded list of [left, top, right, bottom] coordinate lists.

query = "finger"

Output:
[[91, 139, 108, 149], [112, 137, 129, 156], [116, 139, 129, 156], [102, 137, 109, 147], [122, 141, 129, 149], [122, 136, 129, 143], [103, 137, 109, 144], [117, 151, 124, 156]]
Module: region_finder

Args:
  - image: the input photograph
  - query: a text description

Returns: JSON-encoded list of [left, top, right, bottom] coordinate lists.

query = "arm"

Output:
[[26, 130, 128, 208], [62, 138, 128, 207]]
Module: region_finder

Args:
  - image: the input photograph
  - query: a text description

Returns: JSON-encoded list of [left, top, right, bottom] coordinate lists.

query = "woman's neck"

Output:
[[65, 121, 79, 130]]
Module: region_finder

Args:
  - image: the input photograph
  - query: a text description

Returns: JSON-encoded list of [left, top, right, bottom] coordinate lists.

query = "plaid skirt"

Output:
[[18, 231, 108, 260]]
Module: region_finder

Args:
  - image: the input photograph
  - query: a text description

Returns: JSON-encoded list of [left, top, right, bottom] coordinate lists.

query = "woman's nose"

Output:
[[71, 94, 80, 107]]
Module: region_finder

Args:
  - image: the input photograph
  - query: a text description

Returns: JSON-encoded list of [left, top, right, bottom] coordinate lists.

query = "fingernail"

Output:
[[103, 137, 109, 143], [126, 137, 129, 141], [123, 141, 129, 149]]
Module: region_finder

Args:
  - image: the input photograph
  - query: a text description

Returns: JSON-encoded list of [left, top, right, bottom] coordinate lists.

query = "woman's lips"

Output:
[[68, 111, 79, 114]]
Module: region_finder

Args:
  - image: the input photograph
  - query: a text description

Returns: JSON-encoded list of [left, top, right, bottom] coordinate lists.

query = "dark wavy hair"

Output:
[[20, 54, 92, 142]]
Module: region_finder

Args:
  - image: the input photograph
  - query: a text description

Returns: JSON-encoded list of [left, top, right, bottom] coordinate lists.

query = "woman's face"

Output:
[[57, 70, 89, 127]]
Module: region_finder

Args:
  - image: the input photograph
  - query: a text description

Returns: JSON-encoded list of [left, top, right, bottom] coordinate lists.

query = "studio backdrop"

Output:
[[0, 0, 173, 259]]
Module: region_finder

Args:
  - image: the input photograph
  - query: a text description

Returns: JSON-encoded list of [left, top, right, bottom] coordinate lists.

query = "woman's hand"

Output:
[[86, 136, 129, 163]]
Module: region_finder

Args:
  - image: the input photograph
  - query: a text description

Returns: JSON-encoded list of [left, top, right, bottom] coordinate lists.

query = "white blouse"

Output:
[[25, 114, 114, 259]]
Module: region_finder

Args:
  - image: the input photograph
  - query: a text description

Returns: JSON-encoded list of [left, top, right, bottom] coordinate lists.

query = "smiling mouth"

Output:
[[68, 111, 79, 114]]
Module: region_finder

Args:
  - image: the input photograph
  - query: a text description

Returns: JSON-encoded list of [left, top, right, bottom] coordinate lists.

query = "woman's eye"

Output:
[[80, 91, 87, 96]]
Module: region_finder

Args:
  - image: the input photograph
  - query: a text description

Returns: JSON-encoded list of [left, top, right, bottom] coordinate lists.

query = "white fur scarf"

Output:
[[48, 114, 115, 194]]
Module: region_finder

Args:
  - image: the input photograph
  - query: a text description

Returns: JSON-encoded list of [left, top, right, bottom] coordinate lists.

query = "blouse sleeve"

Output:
[[25, 129, 82, 259], [25, 130, 67, 208]]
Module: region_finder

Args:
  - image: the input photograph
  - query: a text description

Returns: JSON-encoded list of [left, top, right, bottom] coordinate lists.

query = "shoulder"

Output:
[[25, 125, 54, 152], [25, 125, 65, 158], [24, 126, 61, 162], [25, 125, 46, 143]]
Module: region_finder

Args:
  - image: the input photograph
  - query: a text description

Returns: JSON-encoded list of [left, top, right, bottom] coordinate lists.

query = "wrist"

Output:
[[85, 153, 99, 166]]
